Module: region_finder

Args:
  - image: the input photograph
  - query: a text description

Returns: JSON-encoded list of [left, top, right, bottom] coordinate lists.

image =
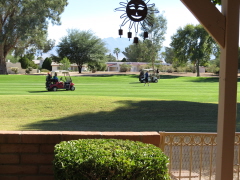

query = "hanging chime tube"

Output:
[[119, 29, 123, 38], [133, 37, 139, 44], [128, 32, 132, 41]]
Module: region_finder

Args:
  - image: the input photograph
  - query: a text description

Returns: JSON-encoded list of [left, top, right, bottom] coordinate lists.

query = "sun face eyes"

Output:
[[129, 4, 146, 11]]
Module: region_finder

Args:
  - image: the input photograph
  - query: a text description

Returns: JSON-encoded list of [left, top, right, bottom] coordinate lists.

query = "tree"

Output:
[[37, 57, 43, 60], [170, 24, 217, 76], [122, 39, 162, 66], [18, 54, 36, 68], [28, 60, 38, 69], [207, 58, 220, 74], [106, 53, 117, 62], [42, 57, 52, 71], [59, 57, 71, 70], [122, 42, 144, 62], [57, 29, 108, 73], [211, 0, 221, 5], [19, 57, 30, 69], [113, 48, 121, 60], [0, 0, 68, 74], [24, 53, 35, 61], [122, 9, 167, 68], [162, 47, 176, 64], [6, 53, 19, 63], [119, 63, 131, 72], [88, 61, 107, 72], [141, 9, 167, 69], [121, 58, 127, 62]]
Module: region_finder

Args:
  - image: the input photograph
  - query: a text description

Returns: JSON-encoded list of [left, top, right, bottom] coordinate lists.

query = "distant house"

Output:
[[199, 66, 206, 73], [51, 62, 87, 71], [32, 59, 44, 68], [106, 62, 169, 72]]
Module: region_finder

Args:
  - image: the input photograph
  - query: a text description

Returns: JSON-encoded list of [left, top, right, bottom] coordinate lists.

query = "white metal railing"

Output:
[[159, 132, 240, 180]]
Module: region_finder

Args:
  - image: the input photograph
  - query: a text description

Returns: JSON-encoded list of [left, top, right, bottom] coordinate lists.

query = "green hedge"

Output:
[[53, 139, 170, 180]]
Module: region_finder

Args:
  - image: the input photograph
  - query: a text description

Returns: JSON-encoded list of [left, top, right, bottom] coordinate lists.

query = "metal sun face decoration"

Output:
[[115, 0, 158, 44]]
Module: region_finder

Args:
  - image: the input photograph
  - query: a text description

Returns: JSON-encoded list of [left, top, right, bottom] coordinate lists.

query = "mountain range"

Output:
[[103, 37, 133, 60]]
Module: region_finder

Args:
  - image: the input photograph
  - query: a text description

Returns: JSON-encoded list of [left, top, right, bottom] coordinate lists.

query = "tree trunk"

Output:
[[0, 58, 7, 74], [196, 59, 200, 77], [78, 65, 82, 73], [0, 44, 8, 75], [152, 59, 155, 70]]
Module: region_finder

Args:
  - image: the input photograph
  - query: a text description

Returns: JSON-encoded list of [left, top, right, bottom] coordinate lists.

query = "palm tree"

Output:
[[113, 48, 121, 60]]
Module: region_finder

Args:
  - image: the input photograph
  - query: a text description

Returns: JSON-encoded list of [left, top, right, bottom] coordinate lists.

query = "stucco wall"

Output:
[[6, 62, 38, 74]]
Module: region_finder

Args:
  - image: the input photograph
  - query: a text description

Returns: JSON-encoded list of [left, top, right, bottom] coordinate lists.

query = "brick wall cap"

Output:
[[61, 131, 102, 135]]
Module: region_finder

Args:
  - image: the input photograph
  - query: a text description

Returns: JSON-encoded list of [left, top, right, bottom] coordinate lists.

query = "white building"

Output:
[[32, 59, 44, 68], [51, 62, 87, 72], [107, 62, 150, 72]]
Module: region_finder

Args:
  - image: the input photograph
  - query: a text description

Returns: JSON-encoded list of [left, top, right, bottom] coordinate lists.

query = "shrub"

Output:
[[166, 65, 174, 73], [121, 57, 127, 62], [187, 64, 196, 73], [96, 62, 107, 71], [176, 66, 187, 73], [25, 67, 33, 74], [119, 63, 131, 72], [42, 57, 52, 71], [40, 69, 50, 72], [206, 64, 220, 74], [53, 139, 170, 180], [28, 60, 38, 69], [59, 57, 71, 70], [88, 62, 107, 72], [19, 57, 30, 69], [10, 67, 19, 74], [18, 56, 38, 69], [159, 65, 168, 73]]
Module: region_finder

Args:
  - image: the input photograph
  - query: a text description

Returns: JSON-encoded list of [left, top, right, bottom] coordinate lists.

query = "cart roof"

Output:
[[51, 70, 69, 73], [143, 69, 154, 71]]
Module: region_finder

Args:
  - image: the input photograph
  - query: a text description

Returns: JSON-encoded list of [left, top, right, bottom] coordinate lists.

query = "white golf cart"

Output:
[[139, 69, 159, 83]]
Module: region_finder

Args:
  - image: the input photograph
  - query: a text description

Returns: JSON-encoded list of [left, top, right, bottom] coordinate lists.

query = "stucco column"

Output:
[[180, 0, 239, 179], [216, 0, 239, 179]]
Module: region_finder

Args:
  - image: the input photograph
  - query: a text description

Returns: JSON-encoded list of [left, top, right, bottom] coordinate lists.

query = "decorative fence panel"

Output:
[[160, 132, 240, 180]]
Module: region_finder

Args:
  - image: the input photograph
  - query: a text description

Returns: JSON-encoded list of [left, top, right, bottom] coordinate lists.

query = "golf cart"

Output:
[[46, 71, 75, 91], [139, 69, 159, 83]]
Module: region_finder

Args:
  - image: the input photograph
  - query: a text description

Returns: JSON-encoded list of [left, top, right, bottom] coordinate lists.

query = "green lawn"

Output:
[[0, 74, 239, 132]]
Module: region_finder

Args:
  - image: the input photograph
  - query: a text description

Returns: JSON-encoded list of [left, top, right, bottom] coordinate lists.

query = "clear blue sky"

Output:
[[47, 0, 220, 47]]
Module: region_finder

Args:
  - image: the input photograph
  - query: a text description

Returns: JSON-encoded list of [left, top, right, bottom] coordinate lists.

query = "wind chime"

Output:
[[115, 0, 158, 44]]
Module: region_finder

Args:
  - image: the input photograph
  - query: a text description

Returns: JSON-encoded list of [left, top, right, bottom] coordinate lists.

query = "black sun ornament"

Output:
[[115, 0, 159, 44]]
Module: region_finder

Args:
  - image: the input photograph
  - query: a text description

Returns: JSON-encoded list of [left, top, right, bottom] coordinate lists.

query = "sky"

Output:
[[47, 0, 219, 47]]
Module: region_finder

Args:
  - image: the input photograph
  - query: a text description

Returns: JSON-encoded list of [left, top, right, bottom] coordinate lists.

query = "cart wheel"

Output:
[[53, 87, 57, 91], [47, 88, 51, 91], [70, 86, 75, 91], [155, 79, 158, 83]]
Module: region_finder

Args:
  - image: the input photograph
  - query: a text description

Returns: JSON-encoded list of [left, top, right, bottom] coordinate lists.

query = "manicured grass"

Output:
[[0, 74, 239, 132]]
